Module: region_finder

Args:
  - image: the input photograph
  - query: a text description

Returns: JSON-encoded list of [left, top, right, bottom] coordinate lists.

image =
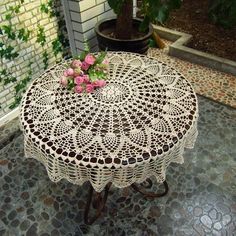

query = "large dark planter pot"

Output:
[[95, 18, 153, 54]]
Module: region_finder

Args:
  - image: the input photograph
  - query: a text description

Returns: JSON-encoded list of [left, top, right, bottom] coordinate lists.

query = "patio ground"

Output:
[[0, 45, 236, 235]]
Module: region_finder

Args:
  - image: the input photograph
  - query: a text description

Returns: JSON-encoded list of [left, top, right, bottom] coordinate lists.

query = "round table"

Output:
[[20, 52, 198, 224]]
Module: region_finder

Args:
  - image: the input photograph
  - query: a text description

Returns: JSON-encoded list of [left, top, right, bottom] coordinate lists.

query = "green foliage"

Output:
[[52, 38, 62, 56], [0, 69, 7, 83], [107, 0, 125, 14], [0, 42, 19, 60], [9, 95, 22, 109], [139, 0, 182, 31], [67, 78, 75, 90], [208, 0, 236, 28], [1, 25, 16, 40], [18, 28, 31, 42], [9, 5, 21, 14], [41, 0, 70, 56], [57, 20, 70, 55], [78, 51, 86, 61], [14, 74, 31, 94], [40, 0, 57, 18], [0, 25, 30, 42], [95, 50, 107, 64], [9, 64, 32, 109], [0, 1, 30, 44], [84, 41, 90, 52], [5, 14, 12, 21], [4, 4, 22, 21], [108, 0, 181, 32], [36, 25, 46, 46], [40, 3, 50, 14], [58, 33, 69, 48], [43, 51, 49, 70], [0, 69, 17, 85], [1, 0, 70, 111], [3, 75, 17, 85], [149, 38, 157, 48]]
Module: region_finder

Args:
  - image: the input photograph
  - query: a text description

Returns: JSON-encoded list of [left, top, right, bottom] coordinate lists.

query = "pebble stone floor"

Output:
[[0, 95, 236, 236], [0, 43, 236, 235], [148, 42, 236, 108]]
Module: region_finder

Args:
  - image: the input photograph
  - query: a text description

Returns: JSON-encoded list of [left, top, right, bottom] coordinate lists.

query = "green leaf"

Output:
[[139, 0, 181, 25], [84, 41, 90, 52], [168, 0, 182, 9], [79, 51, 87, 61], [208, 0, 236, 28], [36, 25, 46, 46], [107, 0, 125, 14], [95, 51, 106, 64], [156, 5, 169, 24], [139, 16, 150, 32], [0, 69, 7, 75], [18, 28, 30, 41], [9, 6, 14, 12], [40, 4, 49, 14], [5, 14, 12, 20], [88, 72, 97, 82], [52, 39, 63, 56], [68, 78, 75, 90], [43, 51, 49, 70], [9, 95, 22, 109], [2, 25, 16, 40], [49, 11, 56, 17], [0, 45, 19, 60], [149, 38, 157, 48], [14, 5, 21, 14], [40, 1, 56, 18], [3, 76, 17, 85]]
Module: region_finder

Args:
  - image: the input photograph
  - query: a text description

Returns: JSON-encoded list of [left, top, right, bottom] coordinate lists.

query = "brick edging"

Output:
[[154, 25, 236, 76]]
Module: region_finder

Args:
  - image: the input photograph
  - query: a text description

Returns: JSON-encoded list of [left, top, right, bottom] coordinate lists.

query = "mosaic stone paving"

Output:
[[148, 43, 236, 108], [0, 118, 20, 150], [0, 95, 235, 236]]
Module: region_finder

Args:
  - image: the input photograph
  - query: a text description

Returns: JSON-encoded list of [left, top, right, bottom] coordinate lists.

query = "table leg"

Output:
[[84, 183, 111, 225], [131, 179, 169, 198]]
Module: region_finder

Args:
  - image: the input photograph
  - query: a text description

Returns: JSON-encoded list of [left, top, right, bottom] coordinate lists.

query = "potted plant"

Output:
[[95, 0, 181, 54]]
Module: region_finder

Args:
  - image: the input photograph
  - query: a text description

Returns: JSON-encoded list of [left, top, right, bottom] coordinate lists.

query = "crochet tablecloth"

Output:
[[20, 52, 198, 192]]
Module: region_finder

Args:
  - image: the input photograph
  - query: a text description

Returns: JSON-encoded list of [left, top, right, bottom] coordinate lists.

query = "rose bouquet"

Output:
[[60, 50, 108, 93]]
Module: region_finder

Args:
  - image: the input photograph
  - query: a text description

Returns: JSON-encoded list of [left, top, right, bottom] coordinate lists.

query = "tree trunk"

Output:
[[116, 0, 133, 39]]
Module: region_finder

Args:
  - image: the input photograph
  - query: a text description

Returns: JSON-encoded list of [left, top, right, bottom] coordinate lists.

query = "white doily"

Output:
[[20, 52, 198, 192]]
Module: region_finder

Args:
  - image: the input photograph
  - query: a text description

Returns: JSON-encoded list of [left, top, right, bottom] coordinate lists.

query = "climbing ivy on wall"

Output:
[[0, 0, 70, 109]]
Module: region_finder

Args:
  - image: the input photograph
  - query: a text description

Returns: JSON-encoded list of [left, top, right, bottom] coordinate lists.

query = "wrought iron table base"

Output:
[[131, 180, 169, 198], [84, 183, 111, 225], [84, 179, 169, 225]]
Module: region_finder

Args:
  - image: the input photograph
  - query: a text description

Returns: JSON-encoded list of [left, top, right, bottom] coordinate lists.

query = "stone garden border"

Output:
[[154, 25, 236, 76]]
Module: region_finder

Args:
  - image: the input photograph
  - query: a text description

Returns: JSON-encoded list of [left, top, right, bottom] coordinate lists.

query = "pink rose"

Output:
[[83, 74, 90, 83], [81, 61, 90, 71], [71, 60, 82, 68], [74, 76, 84, 85], [74, 85, 83, 93], [102, 59, 109, 65], [86, 83, 94, 93], [85, 54, 96, 65], [93, 80, 106, 88], [64, 68, 74, 76], [60, 76, 68, 86]]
